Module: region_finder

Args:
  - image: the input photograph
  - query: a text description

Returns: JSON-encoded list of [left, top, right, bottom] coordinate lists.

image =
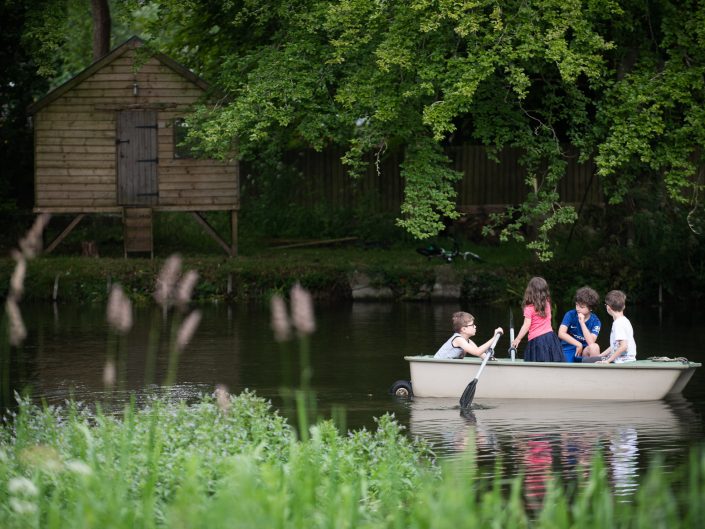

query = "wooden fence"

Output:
[[259, 144, 602, 214]]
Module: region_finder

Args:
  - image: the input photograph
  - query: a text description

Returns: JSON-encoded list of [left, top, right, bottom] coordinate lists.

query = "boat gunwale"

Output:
[[404, 356, 702, 369]]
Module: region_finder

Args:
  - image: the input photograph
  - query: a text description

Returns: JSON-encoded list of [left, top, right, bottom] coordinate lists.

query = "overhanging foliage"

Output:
[[22, 0, 705, 259]]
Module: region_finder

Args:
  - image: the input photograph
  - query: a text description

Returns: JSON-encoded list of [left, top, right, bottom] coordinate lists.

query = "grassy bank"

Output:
[[1, 393, 703, 529], [3, 203, 705, 305], [0, 242, 674, 306]]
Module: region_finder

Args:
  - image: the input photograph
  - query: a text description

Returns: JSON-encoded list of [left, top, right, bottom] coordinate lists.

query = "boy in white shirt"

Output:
[[592, 290, 637, 364]]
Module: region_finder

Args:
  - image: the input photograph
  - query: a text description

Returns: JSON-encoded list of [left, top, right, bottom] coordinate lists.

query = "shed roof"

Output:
[[28, 36, 211, 114]]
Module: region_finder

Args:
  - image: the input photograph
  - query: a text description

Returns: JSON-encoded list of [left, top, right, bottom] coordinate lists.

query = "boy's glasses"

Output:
[[464, 323, 476, 327]]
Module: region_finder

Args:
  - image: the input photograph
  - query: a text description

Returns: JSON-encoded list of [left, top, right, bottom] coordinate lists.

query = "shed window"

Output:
[[173, 118, 195, 159]]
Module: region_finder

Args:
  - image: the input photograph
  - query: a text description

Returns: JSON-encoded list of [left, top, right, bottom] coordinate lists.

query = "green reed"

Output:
[[0, 392, 435, 529], [1, 393, 704, 529]]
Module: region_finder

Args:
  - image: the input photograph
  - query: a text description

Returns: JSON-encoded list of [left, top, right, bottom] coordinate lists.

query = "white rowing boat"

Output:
[[400, 356, 701, 400]]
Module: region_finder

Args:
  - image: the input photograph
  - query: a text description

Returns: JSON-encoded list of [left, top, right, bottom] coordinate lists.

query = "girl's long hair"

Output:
[[522, 276, 550, 317]]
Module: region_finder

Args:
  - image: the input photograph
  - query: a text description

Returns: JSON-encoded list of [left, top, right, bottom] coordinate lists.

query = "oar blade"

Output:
[[459, 379, 477, 408]]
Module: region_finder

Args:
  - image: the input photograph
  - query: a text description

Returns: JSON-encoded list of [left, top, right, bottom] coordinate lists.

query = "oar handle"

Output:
[[508, 308, 515, 360], [487, 330, 502, 357], [475, 331, 503, 379]]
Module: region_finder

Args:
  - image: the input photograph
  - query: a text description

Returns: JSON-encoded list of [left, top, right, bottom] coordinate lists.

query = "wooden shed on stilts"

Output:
[[28, 36, 239, 257]]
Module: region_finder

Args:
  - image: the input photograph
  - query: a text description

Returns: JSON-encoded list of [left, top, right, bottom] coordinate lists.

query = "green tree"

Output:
[[20, 0, 155, 87], [0, 1, 50, 210], [142, 0, 620, 258], [19, 1, 705, 260]]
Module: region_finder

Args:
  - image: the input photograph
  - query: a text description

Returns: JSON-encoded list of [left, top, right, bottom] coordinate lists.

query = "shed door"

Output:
[[117, 111, 158, 205]]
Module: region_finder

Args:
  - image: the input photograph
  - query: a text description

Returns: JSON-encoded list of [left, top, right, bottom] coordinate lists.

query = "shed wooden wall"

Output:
[[34, 47, 238, 213]]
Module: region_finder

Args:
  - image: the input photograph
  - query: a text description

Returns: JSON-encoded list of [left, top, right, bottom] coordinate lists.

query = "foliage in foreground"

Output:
[[0, 392, 435, 529], [1, 393, 705, 529]]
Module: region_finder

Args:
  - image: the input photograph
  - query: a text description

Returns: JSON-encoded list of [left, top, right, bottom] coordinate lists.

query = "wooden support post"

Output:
[[190, 212, 232, 256], [44, 214, 86, 255]]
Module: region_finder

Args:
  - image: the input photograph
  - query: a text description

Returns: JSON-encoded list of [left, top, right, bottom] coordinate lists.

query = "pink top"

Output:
[[524, 303, 553, 340]]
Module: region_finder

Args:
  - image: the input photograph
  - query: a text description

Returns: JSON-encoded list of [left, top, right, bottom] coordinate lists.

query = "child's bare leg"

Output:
[[583, 344, 600, 357]]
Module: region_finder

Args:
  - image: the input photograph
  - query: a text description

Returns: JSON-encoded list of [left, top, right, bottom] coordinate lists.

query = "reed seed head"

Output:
[[9, 250, 26, 301], [5, 298, 27, 346], [176, 310, 202, 352], [18, 213, 50, 259], [290, 283, 315, 336], [106, 284, 133, 334], [270, 294, 292, 342], [175, 270, 199, 310], [154, 254, 182, 308]]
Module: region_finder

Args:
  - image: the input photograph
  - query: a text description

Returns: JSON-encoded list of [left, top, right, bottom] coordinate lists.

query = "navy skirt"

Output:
[[524, 332, 565, 362]]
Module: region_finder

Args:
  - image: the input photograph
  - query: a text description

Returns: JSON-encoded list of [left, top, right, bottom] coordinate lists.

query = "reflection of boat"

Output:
[[404, 356, 701, 400], [409, 397, 701, 503], [408, 397, 697, 456], [409, 397, 693, 435]]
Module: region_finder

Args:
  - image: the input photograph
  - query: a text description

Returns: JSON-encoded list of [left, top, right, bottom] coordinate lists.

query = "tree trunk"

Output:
[[91, 0, 111, 61]]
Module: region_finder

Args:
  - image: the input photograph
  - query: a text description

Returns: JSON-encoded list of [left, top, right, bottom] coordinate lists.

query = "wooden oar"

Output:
[[459, 331, 503, 409]]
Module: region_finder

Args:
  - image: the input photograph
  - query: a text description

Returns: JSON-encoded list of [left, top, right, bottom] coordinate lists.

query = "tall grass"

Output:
[[0, 393, 435, 529], [1, 395, 704, 528]]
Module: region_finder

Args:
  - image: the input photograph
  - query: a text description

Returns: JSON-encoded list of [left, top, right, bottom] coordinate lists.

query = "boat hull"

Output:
[[405, 357, 701, 400]]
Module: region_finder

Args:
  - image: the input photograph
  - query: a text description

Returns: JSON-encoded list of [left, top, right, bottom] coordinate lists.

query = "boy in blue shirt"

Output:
[[557, 286, 601, 363]]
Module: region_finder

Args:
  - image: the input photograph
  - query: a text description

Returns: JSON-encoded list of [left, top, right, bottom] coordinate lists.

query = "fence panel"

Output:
[[251, 145, 603, 213]]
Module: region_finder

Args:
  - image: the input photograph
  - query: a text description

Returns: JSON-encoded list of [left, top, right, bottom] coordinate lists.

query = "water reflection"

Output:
[[521, 434, 554, 511], [609, 427, 639, 498], [409, 397, 700, 503]]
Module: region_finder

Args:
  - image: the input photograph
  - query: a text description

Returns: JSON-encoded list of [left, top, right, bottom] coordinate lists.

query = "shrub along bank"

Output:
[[0, 246, 699, 306]]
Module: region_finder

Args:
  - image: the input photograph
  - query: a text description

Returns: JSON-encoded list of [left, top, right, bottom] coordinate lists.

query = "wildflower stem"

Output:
[[164, 313, 181, 386], [104, 332, 117, 392], [144, 307, 162, 388], [296, 335, 317, 438], [295, 389, 309, 442], [278, 341, 296, 427], [117, 333, 128, 392], [299, 335, 312, 390]]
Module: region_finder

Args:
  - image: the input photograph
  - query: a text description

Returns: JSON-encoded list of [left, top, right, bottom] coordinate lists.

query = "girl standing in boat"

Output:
[[511, 277, 565, 362]]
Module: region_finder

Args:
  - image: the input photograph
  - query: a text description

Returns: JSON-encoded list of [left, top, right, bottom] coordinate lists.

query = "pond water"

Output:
[[7, 300, 705, 504]]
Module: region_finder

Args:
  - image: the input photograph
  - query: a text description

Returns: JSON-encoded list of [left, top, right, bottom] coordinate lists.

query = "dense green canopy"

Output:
[[17, 0, 705, 259]]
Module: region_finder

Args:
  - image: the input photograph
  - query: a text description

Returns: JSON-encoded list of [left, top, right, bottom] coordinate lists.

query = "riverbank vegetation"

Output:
[[0, 235, 703, 306], [1, 392, 704, 529]]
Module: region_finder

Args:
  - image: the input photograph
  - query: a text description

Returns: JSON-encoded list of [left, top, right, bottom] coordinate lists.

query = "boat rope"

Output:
[[647, 356, 690, 364]]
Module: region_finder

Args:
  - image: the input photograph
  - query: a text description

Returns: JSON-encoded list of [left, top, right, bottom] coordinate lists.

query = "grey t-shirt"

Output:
[[434, 333, 466, 359]]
